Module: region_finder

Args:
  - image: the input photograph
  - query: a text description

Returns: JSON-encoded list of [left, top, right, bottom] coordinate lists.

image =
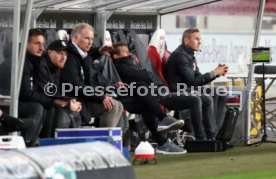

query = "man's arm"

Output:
[[89, 47, 102, 60], [114, 62, 152, 84], [175, 53, 216, 86], [38, 60, 69, 108], [20, 61, 54, 108]]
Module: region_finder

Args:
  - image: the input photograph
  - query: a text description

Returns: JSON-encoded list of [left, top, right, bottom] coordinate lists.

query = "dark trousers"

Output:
[[213, 94, 227, 133], [40, 107, 82, 138], [40, 107, 55, 138], [203, 86, 227, 134], [54, 108, 81, 129], [200, 95, 217, 139], [18, 102, 45, 145], [159, 93, 216, 139], [132, 82, 167, 120], [118, 96, 167, 146]]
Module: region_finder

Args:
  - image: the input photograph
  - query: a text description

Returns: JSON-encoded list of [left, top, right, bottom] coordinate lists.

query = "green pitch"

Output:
[[134, 143, 276, 179], [252, 51, 270, 62]]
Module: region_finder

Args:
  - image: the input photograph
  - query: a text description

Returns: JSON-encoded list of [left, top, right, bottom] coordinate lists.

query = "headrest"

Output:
[[57, 30, 69, 41], [103, 30, 112, 46], [148, 29, 166, 58]]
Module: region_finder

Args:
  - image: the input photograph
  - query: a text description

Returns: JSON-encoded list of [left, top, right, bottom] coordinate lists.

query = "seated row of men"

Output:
[[0, 24, 228, 154]]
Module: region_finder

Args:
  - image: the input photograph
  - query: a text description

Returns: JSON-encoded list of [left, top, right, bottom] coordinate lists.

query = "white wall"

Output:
[[166, 33, 276, 76]]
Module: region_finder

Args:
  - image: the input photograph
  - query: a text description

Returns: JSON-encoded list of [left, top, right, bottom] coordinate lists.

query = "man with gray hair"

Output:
[[61, 23, 123, 127]]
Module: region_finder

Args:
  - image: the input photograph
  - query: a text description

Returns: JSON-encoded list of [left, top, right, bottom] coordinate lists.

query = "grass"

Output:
[[133, 144, 276, 179]]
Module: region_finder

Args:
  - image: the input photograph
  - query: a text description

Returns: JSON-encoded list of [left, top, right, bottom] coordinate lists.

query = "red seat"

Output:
[[147, 29, 168, 85]]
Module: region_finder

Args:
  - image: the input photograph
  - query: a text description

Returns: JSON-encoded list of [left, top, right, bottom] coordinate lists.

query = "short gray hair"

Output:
[[71, 23, 94, 39]]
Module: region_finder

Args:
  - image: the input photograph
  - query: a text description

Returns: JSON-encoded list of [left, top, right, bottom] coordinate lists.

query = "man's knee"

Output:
[[117, 100, 124, 112], [112, 100, 124, 114], [26, 102, 45, 116], [190, 96, 202, 107], [200, 95, 213, 106]]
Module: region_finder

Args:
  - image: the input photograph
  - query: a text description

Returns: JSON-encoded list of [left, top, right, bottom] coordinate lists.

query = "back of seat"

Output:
[[147, 29, 167, 84]]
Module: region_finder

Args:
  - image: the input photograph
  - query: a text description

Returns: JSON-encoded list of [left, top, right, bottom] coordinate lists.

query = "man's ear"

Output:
[[184, 38, 189, 45]]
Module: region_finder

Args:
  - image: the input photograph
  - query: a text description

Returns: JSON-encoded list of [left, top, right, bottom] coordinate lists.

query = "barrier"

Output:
[[0, 141, 135, 179], [55, 127, 123, 151], [0, 135, 26, 150]]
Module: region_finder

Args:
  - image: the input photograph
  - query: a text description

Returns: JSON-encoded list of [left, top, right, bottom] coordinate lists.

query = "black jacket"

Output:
[[60, 44, 105, 124], [113, 56, 152, 85], [60, 43, 104, 102], [38, 56, 60, 90], [37, 56, 61, 108], [19, 52, 53, 108], [164, 44, 216, 92]]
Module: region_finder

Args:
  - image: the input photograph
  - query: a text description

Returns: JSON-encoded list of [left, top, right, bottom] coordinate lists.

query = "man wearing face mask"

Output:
[[111, 42, 210, 152], [164, 28, 229, 140]]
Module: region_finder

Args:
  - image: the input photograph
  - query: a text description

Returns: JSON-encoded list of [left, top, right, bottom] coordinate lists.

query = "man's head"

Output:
[[71, 23, 94, 52], [47, 40, 68, 69], [182, 28, 201, 51], [27, 29, 45, 57], [111, 42, 130, 59]]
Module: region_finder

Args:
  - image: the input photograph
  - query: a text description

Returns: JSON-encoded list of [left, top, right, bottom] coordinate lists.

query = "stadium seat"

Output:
[[57, 30, 69, 42], [147, 29, 167, 84], [147, 29, 194, 145]]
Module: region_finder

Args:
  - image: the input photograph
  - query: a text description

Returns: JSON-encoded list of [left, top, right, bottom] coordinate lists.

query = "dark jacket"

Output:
[[60, 43, 104, 102], [37, 56, 61, 108], [19, 52, 53, 108], [113, 56, 152, 85], [164, 44, 216, 92], [60, 44, 105, 124], [38, 56, 60, 90]]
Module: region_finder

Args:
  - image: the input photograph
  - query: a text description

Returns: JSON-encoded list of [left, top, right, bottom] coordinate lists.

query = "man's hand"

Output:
[[114, 81, 128, 88], [69, 99, 82, 113], [102, 96, 114, 110], [214, 64, 228, 76], [54, 99, 68, 108], [99, 45, 113, 56]]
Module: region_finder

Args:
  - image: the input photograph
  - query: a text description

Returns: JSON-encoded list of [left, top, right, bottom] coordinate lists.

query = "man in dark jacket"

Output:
[[37, 40, 82, 136], [19, 29, 67, 146], [111, 42, 212, 153], [61, 23, 123, 127], [165, 28, 229, 139]]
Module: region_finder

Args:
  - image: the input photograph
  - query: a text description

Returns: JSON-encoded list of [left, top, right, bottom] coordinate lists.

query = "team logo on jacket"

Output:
[[62, 41, 67, 47]]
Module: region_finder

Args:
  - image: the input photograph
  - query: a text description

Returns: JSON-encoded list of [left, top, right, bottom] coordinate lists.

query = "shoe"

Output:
[[157, 117, 184, 133], [0, 114, 27, 132], [156, 140, 187, 155]]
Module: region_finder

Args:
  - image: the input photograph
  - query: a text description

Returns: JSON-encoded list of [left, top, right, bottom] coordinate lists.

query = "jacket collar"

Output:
[[115, 56, 129, 63], [115, 55, 138, 65], [72, 42, 88, 59], [175, 44, 195, 61], [26, 51, 42, 66], [68, 43, 85, 60]]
